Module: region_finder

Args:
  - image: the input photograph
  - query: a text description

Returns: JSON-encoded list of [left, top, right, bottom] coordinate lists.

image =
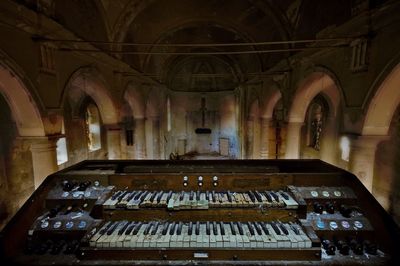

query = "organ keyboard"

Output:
[[1, 159, 399, 265]]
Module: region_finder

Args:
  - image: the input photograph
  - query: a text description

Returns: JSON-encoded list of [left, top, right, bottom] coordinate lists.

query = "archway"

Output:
[[358, 63, 400, 221], [63, 67, 120, 162], [0, 64, 48, 229], [286, 72, 341, 164]]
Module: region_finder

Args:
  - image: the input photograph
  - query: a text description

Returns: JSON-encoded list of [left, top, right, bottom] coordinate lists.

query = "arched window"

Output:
[[85, 103, 101, 151]]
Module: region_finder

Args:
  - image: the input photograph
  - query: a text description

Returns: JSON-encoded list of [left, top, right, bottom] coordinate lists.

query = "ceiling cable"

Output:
[[58, 44, 347, 55], [33, 36, 357, 47]]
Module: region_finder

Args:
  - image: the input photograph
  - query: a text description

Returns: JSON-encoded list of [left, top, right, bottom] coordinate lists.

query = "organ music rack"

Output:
[[0, 159, 399, 265]]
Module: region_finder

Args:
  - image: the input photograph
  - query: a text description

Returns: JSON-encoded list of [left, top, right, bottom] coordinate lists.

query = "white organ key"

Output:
[[215, 222, 223, 248], [122, 222, 136, 248], [295, 224, 312, 248], [209, 223, 216, 248], [267, 223, 283, 248], [183, 224, 190, 247], [279, 191, 299, 209], [190, 222, 197, 248], [163, 223, 171, 248], [176, 222, 184, 247], [103, 191, 122, 209], [170, 222, 178, 248], [252, 222, 264, 248], [245, 222, 256, 248], [221, 223, 229, 248], [89, 221, 110, 247], [109, 221, 126, 247], [126, 191, 143, 209], [284, 223, 299, 248]]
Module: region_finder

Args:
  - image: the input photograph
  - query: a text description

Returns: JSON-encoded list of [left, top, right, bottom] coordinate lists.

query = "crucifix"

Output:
[[195, 96, 212, 134]]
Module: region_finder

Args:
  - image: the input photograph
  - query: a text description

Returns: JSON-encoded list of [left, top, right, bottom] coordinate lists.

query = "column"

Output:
[[246, 117, 254, 159], [30, 137, 58, 189], [151, 117, 161, 159], [105, 125, 121, 159], [134, 118, 146, 159], [349, 135, 388, 192], [260, 117, 271, 159], [285, 122, 303, 159]]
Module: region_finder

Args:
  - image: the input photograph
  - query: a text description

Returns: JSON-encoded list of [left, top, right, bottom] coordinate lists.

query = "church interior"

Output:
[[0, 0, 400, 259]]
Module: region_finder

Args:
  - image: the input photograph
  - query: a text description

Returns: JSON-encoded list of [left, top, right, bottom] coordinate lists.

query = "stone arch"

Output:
[[261, 88, 282, 119], [0, 65, 45, 137], [363, 63, 400, 136], [286, 71, 341, 161], [123, 82, 146, 119], [63, 67, 118, 125]]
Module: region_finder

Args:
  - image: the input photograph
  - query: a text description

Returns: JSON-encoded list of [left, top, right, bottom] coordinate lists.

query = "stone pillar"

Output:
[[30, 137, 58, 189], [349, 135, 388, 192], [134, 118, 146, 159], [246, 118, 254, 159], [106, 126, 121, 159], [260, 117, 271, 159], [285, 122, 303, 159], [151, 117, 161, 159]]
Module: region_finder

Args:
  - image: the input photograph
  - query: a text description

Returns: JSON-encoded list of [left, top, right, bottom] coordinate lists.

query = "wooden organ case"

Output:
[[1, 160, 399, 265]]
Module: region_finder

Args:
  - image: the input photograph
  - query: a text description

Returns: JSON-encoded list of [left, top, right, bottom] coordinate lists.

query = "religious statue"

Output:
[[311, 114, 323, 150]]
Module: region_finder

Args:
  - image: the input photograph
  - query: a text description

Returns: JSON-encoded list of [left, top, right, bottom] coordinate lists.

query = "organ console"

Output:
[[1, 159, 399, 265]]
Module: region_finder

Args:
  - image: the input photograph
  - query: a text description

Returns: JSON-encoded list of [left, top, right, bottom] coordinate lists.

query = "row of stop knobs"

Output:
[[313, 202, 354, 217], [183, 176, 219, 187], [321, 238, 378, 256]]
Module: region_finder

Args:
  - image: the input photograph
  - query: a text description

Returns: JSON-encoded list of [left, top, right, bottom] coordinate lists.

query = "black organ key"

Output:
[[143, 222, 153, 235], [126, 191, 138, 202], [195, 222, 200, 235], [206, 221, 210, 235], [166, 191, 173, 202], [270, 191, 279, 202], [213, 222, 218, 235], [247, 191, 256, 203], [219, 222, 225, 235], [169, 222, 176, 235], [253, 222, 262, 235], [133, 191, 142, 200], [196, 190, 200, 201], [188, 222, 193, 235], [132, 223, 142, 235], [161, 223, 169, 235], [99, 221, 112, 235], [278, 223, 289, 235], [179, 191, 185, 201], [260, 222, 270, 235], [280, 191, 290, 200], [118, 221, 131, 235], [149, 191, 157, 202], [227, 191, 233, 202], [125, 222, 136, 235], [264, 191, 273, 202], [111, 191, 122, 201], [156, 191, 163, 203], [236, 222, 244, 235], [270, 222, 281, 235], [107, 222, 120, 235], [229, 222, 236, 235], [205, 191, 209, 201], [177, 222, 183, 235], [117, 191, 128, 201], [151, 222, 159, 235], [212, 191, 216, 202], [139, 191, 150, 202], [254, 191, 262, 202], [290, 224, 300, 235], [189, 191, 194, 201], [247, 222, 255, 235]]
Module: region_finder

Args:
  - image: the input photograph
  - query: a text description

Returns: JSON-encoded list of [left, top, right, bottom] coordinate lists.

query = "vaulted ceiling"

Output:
[[23, 0, 355, 91]]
